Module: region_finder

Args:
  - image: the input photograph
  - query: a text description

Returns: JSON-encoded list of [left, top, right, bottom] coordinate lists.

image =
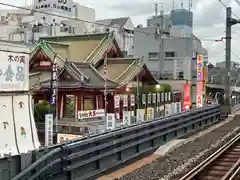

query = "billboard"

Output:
[[0, 51, 29, 91], [196, 55, 204, 107]]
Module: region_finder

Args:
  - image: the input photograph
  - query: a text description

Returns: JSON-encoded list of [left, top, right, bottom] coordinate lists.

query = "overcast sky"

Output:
[[2, 0, 240, 65]]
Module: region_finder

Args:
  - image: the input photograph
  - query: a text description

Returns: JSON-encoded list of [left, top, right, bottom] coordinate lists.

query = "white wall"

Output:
[[73, 3, 95, 33]]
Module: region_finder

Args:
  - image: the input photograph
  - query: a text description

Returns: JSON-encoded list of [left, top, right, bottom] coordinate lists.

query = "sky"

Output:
[[1, 0, 240, 65]]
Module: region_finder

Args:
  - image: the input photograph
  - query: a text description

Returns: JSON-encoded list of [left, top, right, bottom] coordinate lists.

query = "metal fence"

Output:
[[1, 105, 221, 180]]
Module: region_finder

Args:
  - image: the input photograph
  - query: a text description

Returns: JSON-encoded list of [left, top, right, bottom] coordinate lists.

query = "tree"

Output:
[[207, 63, 214, 69], [34, 100, 56, 123]]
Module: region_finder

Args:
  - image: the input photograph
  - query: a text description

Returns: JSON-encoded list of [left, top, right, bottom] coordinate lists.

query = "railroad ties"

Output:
[[180, 133, 240, 180]]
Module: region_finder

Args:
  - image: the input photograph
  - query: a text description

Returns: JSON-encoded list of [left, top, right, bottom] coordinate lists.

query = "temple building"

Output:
[[29, 32, 166, 138]]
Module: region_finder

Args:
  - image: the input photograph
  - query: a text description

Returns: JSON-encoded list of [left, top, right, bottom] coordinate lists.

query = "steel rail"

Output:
[[223, 158, 240, 180], [179, 132, 240, 180], [228, 165, 240, 180]]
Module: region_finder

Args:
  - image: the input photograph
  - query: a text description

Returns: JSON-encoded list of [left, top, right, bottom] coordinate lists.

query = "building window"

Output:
[[83, 96, 94, 110], [165, 51, 175, 58], [64, 95, 76, 118], [148, 52, 158, 61]]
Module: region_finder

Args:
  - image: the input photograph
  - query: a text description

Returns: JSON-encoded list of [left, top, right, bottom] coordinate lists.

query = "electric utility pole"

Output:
[[155, 3, 169, 79], [225, 7, 240, 113]]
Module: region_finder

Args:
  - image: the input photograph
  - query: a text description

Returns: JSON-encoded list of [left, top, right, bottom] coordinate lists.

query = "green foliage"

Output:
[[34, 100, 56, 123], [131, 84, 171, 93]]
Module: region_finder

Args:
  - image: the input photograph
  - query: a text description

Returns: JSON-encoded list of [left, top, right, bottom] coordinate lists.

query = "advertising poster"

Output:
[[183, 84, 191, 111]]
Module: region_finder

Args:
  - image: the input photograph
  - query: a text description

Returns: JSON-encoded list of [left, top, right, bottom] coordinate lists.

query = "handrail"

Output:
[[11, 104, 220, 180], [11, 147, 62, 180]]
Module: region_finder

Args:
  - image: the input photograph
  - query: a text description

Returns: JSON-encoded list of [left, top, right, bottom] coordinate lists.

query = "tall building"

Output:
[[134, 7, 207, 79], [171, 9, 193, 37]]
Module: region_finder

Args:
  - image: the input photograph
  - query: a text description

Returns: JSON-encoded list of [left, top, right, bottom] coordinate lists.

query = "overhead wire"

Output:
[[217, 0, 240, 60], [0, 1, 239, 61], [0, 2, 218, 42]]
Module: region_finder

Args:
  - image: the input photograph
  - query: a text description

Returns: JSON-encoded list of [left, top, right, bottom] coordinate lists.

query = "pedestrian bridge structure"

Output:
[[207, 83, 240, 93]]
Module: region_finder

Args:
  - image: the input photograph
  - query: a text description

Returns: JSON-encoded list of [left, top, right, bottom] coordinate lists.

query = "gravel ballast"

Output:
[[119, 116, 240, 180]]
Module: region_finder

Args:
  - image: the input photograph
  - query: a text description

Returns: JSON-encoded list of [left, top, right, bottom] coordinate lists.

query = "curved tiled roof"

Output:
[[30, 40, 65, 68]]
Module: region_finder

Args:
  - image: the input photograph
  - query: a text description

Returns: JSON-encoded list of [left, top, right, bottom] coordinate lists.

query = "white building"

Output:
[[0, 1, 95, 43], [95, 17, 134, 56]]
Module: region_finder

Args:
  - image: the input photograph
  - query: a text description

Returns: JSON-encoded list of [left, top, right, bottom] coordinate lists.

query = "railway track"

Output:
[[179, 133, 240, 180]]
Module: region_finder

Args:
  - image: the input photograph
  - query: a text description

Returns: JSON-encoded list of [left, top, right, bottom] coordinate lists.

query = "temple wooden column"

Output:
[[77, 93, 81, 118]]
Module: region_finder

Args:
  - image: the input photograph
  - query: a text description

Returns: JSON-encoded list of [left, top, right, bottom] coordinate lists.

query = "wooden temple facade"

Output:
[[29, 32, 161, 136]]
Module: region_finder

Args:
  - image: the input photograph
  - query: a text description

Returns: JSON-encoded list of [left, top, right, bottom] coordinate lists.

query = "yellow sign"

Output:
[[146, 108, 154, 121], [57, 133, 83, 143]]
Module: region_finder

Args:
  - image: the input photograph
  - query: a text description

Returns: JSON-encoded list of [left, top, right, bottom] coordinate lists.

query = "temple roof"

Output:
[[29, 40, 66, 69], [31, 32, 123, 68], [40, 61, 118, 89], [97, 57, 158, 87]]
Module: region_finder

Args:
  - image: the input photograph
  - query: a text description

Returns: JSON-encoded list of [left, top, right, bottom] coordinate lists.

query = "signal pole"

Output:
[[225, 7, 240, 113]]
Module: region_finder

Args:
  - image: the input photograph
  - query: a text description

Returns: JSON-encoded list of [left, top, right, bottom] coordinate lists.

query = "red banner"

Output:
[[183, 84, 191, 111]]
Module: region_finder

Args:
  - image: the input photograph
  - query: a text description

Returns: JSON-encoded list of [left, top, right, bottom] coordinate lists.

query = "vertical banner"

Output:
[[114, 94, 120, 108], [146, 107, 154, 121], [123, 111, 131, 126], [165, 104, 171, 116], [45, 114, 53, 146], [136, 109, 145, 123], [106, 113, 116, 130], [130, 94, 135, 106], [196, 55, 204, 107], [176, 102, 182, 113], [103, 56, 108, 117], [50, 56, 57, 105], [148, 93, 152, 105], [183, 84, 191, 111], [203, 66, 208, 104], [123, 94, 128, 107]]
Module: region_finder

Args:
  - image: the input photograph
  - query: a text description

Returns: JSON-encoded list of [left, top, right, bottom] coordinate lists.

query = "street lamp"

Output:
[[156, 84, 161, 90]]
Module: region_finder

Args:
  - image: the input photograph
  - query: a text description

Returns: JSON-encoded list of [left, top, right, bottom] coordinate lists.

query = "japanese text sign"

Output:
[[50, 59, 57, 105], [197, 55, 203, 81], [45, 114, 53, 146], [196, 55, 204, 107], [0, 52, 29, 91], [78, 109, 105, 119]]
